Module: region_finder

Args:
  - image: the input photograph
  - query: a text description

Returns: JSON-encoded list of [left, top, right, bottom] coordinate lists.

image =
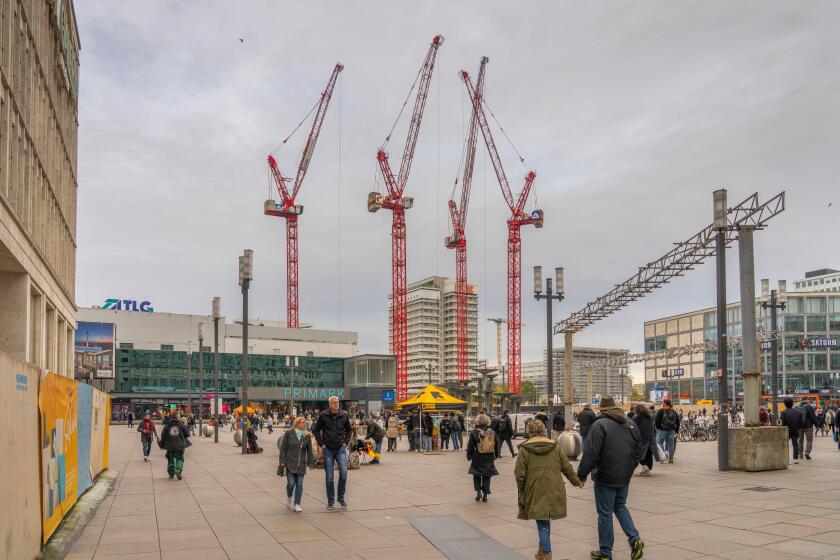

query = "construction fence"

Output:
[[1, 350, 110, 559]]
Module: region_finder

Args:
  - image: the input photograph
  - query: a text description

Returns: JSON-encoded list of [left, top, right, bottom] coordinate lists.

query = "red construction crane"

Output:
[[266, 63, 343, 328], [446, 57, 488, 382], [369, 35, 443, 402], [461, 69, 542, 396]]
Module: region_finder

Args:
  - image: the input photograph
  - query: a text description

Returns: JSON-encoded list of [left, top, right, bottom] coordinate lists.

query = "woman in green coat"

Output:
[[514, 419, 582, 560]]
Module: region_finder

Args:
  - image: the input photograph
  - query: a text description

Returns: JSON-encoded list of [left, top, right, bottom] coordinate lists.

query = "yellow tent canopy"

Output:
[[395, 384, 467, 411], [233, 405, 256, 414]]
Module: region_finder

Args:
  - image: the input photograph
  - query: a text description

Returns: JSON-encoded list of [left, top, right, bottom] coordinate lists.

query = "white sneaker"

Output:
[[294, 504, 302, 513], [287, 495, 294, 509], [793, 459, 799, 464], [639, 467, 651, 476]]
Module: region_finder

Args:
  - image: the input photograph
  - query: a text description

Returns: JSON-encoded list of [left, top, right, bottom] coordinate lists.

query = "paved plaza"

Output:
[[64, 425, 840, 560]]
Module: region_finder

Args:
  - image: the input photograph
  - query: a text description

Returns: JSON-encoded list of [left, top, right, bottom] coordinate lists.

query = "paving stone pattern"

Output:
[[65, 425, 840, 560]]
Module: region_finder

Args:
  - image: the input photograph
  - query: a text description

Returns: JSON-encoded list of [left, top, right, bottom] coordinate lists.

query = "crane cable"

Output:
[[381, 56, 425, 151], [272, 96, 320, 155]]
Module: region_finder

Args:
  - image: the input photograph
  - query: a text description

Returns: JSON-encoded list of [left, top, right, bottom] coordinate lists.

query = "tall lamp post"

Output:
[[212, 297, 221, 443], [762, 288, 785, 424], [286, 356, 298, 416], [198, 322, 204, 436], [187, 341, 193, 416], [239, 249, 253, 455], [534, 266, 565, 424], [714, 189, 729, 471]]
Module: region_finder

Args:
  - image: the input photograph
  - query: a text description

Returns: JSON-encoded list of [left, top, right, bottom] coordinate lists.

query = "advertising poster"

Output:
[[39, 372, 79, 541], [649, 388, 670, 403], [75, 322, 116, 379]]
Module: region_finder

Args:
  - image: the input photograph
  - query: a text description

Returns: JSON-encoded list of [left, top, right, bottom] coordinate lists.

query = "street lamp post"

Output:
[[239, 249, 253, 455], [534, 266, 565, 424], [762, 289, 785, 424], [714, 189, 729, 471], [212, 297, 221, 443], [187, 341, 193, 416], [198, 322, 204, 436]]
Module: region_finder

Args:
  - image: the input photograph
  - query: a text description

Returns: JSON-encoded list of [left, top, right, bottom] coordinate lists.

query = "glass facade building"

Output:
[[644, 291, 840, 403]]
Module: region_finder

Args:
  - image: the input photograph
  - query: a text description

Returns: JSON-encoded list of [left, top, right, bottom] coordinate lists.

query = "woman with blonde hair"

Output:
[[466, 413, 498, 502], [515, 419, 582, 560], [278, 416, 315, 512]]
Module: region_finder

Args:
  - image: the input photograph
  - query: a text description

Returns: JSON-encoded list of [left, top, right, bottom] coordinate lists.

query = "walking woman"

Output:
[[466, 414, 498, 502], [632, 404, 654, 476], [278, 417, 315, 512], [137, 413, 157, 462], [386, 414, 400, 452], [515, 419, 582, 560]]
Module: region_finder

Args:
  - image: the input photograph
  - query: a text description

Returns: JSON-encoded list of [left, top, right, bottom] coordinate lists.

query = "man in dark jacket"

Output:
[[779, 398, 802, 463], [578, 404, 597, 441], [577, 396, 645, 560], [159, 413, 190, 479], [654, 399, 680, 463], [553, 411, 566, 435], [312, 396, 353, 509], [496, 410, 516, 458], [405, 411, 417, 451], [798, 398, 819, 460], [535, 410, 550, 437]]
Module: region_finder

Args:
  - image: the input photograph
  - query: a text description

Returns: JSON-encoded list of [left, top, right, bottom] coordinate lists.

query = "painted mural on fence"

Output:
[[39, 372, 79, 541], [77, 383, 93, 495]]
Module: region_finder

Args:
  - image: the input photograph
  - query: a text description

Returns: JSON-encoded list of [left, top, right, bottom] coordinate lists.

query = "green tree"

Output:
[[521, 380, 537, 404], [631, 383, 645, 402]]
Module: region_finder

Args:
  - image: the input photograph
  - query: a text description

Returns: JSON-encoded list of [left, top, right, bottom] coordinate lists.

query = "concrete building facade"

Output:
[[791, 268, 840, 293], [389, 276, 478, 394], [0, 0, 80, 376], [522, 346, 631, 404]]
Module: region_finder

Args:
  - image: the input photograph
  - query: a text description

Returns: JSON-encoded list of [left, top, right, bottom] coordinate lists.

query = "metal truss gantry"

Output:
[[554, 192, 785, 335]]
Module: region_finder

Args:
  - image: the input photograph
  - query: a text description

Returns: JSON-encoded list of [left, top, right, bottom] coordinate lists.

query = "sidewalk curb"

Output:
[[40, 469, 119, 560]]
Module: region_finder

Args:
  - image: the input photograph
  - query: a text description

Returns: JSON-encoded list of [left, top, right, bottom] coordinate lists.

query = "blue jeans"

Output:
[[286, 472, 304, 505], [423, 435, 432, 451], [142, 439, 152, 457], [451, 433, 460, 450], [656, 430, 676, 459], [374, 439, 382, 456], [322, 446, 348, 504], [594, 483, 639, 556], [536, 520, 551, 553]]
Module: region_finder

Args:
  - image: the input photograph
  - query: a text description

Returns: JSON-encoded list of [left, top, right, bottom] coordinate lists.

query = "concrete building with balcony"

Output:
[[389, 276, 478, 394], [522, 346, 631, 404], [0, 1, 80, 376]]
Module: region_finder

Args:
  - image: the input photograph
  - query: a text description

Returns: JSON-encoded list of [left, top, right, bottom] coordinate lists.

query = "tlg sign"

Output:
[[103, 298, 154, 312]]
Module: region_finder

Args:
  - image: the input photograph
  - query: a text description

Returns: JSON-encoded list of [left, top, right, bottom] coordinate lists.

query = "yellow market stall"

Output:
[[395, 384, 467, 412]]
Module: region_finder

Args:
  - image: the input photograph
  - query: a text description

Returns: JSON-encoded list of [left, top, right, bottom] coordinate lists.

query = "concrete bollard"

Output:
[[202, 424, 213, 437], [557, 431, 582, 460]]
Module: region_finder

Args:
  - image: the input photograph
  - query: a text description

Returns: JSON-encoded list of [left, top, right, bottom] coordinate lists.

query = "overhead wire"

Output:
[[381, 59, 425, 150]]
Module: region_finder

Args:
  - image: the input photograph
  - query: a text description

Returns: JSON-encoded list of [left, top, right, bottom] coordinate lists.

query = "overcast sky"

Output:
[[74, 2, 840, 380]]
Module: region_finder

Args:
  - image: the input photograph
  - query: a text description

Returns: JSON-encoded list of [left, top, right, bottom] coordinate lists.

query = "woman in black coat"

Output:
[[633, 404, 654, 475], [466, 413, 498, 502]]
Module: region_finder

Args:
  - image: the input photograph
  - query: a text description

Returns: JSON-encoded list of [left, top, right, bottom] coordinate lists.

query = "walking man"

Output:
[[654, 399, 679, 463], [312, 396, 353, 510], [781, 398, 803, 464], [798, 398, 819, 460], [577, 396, 645, 560], [497, 410, 516, 457], [577, 403, 597, 442], [137, 413, 157, 462], [159, 412, 190, 479]]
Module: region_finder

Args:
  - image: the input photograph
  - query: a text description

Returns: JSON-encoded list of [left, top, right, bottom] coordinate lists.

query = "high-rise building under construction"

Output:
[[389, 276, 478, 394]]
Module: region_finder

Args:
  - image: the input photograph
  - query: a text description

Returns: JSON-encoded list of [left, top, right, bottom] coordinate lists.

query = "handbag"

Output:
[[277, 463, 286, 477]]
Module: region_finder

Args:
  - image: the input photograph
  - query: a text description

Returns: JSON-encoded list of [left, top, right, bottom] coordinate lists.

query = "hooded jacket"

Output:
[[514, 436, 580, 520], [278, 429, 314, 475], [577, 407, 597, 440], [577, 407, 643, 487], [160, 419, 190, 452]]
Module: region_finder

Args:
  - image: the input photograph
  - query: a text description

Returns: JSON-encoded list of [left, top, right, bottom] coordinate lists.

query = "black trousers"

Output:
[[473, 474, 491, 494], [640, 448, 653, 469], [498, 436, 515, 457], [387, 437, 397, 451], [790, 433, 800, 460]]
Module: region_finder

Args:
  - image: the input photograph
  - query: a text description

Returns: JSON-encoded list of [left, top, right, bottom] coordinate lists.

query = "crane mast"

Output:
[[447, 57, 488, 383], [461, 70, 542, 396], [266, 63, 343, 328], [369, 35, 443, 403]]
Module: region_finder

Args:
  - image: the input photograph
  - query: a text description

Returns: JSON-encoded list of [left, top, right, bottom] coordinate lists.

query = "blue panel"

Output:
[[77, 383, 93, 495]]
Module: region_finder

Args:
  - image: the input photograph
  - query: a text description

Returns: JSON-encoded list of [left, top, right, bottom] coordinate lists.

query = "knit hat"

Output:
[[599, 395, 617, 409]]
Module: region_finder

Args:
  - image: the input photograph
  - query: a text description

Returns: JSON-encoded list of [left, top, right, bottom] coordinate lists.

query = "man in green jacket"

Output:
[[159, 413, 191, 479]]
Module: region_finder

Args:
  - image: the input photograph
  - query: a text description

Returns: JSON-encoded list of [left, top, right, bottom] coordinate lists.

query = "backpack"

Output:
[[661, 409, 679, 432], [477, 429, 495, 454]]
